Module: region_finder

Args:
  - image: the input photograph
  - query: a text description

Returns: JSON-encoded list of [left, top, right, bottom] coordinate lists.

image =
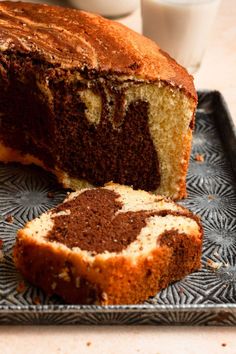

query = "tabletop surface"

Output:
[[0, 0, 236, 353]]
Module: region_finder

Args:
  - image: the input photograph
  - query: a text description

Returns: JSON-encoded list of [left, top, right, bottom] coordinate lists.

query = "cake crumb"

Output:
[[178, 286, 184, 294], [0, 250, 4, 263], [33, 296, 41, 305], [0, 240, 4, 262], [194, 154, 204, 162], [208, 195, 215, 200], [86, 342, 91, 347], [47, 191, 55, 199], [223, 261, 230, 268], [206, 259, 222, 270], [5, 214, 14, 223], [51, 281, 57, 290], [17, 280, 26, 293]]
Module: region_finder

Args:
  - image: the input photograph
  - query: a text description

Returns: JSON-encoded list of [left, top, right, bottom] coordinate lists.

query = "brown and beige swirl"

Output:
[[14, 183, 203, 304], [0, 1, 197, 198]]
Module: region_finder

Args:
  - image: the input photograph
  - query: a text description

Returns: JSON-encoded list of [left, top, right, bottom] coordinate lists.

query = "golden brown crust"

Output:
[[0, 1, 196, 100], [14, 227, 202, 305], [176, 128, 193, 199]]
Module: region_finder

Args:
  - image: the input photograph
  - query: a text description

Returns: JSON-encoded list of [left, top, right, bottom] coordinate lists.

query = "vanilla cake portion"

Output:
[[0, 1, 197, 199], [14, 183, 203, 305]]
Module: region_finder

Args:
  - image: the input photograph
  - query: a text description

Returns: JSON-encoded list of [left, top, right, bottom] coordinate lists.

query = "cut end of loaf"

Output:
[[0, 80, 195, 199], [0, 1, 197, 200]]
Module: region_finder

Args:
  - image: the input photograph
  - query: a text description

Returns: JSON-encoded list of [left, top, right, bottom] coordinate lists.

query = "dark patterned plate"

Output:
[[0, 90, 236, 325]]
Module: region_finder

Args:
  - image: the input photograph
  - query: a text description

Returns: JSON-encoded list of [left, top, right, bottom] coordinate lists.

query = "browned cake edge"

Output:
[[14, 227, 202, 305]]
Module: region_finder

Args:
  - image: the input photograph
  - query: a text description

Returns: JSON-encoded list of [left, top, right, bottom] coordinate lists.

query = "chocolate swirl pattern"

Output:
[[0, 1, 196, 199], [14, 183, 202, 305], [0, 91, 236, 324]]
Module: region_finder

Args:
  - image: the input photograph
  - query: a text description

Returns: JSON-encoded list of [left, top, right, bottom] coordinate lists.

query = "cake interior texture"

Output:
[[0, 73, 194, 196], [14, 183, 203, 305], [0, 1, 197, 199]]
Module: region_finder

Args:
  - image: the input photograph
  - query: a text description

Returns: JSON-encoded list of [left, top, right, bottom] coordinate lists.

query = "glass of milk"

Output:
[[142, 0, 221, 73]]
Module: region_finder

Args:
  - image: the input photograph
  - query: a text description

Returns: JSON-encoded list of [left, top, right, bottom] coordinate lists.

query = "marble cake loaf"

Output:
[[14, 183, 203, 305], [0, 2, 197, 199]]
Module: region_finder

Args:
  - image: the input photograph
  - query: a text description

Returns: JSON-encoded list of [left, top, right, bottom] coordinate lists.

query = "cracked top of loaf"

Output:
[[0, 1, 196, 99]]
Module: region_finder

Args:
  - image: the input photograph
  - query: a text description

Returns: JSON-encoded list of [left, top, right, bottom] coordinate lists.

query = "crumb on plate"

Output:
[[5, 214, 14, 223], [194, 154, 204, 162], [17, 280, 26, 293]]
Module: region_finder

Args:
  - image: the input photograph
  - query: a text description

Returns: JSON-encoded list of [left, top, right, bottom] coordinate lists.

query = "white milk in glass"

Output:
[[142, 0, 220, 73]]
